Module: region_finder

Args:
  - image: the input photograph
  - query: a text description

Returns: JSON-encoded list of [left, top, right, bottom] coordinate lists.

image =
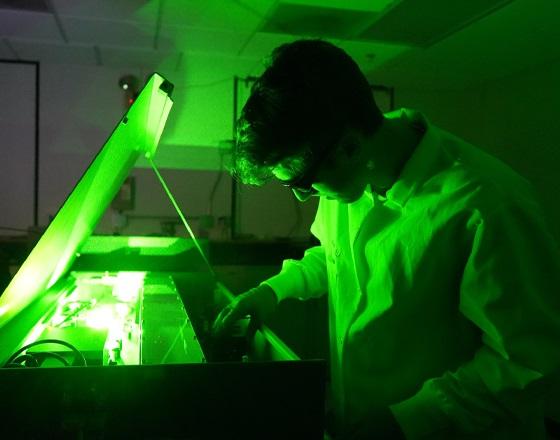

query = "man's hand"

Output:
[[212, 284, 278, 336]]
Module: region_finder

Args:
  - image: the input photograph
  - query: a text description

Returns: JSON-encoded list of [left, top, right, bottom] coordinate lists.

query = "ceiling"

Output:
[[1, 0, 559, 90]]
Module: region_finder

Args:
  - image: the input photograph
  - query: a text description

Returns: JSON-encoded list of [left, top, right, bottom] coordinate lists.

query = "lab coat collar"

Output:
[[384, 108, 441, 208]]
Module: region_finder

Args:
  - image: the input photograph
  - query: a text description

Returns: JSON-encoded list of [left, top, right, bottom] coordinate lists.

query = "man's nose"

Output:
[[292, 188, 315, 202]]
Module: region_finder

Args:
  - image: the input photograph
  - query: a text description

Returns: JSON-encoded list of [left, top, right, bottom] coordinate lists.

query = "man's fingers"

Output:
[[220, 305, 238, 329], [212, 304, 232, 334], [213, 300, 246, 334], [212, 287, 273, 336]]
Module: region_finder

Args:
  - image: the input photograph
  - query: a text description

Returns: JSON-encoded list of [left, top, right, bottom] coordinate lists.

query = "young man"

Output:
[[213, 39, 560, 439]]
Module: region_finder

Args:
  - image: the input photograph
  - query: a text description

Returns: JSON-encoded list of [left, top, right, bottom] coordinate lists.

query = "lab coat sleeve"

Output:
[[263, 208, 328, 302], [390, 200, 560, 438], [263, 245, 328, 302]]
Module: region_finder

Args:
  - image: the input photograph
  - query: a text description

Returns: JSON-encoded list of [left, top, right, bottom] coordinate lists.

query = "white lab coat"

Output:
[[265, 109, 560, 439]]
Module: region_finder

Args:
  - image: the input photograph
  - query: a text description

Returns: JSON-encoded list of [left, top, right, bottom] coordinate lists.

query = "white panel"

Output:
[[0, 10, 64, 42], [337, 39, 411, 74], [0, 62, 36, 234], [159, 26, 250, 55], [239, 32, 300, 61], [100, 46, 180, 69], [62, 16, 155, 48]]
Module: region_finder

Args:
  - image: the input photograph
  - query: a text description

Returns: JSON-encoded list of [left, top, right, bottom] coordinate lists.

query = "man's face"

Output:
[[272, 139, 367, 203]]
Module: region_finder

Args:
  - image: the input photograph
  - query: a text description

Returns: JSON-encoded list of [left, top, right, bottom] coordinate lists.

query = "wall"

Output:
[[0, 61, 36, 234], [392, 59, 560, 242], [478, 58, 560, 241], [0, 60, 318, 240], [8, 55, 558, 242], [38, 63, 132, 228], [0, 61, 235, 237]]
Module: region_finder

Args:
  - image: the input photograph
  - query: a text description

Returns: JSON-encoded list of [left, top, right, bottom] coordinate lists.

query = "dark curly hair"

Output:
[[233, 39, 384, 185]]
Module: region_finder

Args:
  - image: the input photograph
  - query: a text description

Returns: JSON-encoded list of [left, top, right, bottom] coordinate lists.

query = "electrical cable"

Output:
[[36, 351, 71, 367], [4, 339, 87, 368], [13, 351, 70, 367], [11, 354, 39, 368], [55, 300, 95, 327]]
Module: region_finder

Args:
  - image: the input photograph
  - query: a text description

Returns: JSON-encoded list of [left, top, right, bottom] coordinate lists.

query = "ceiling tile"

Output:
[[240, 33, 410, 79], [50, 0, 157, 23], [158, 26, 250, 55], [359, 0, 513, 47], [63, 16, 155, 48], [160, 0, 268, 31], [100, 45, 181, 71], [0, 10, 64, 42], [1, 0, 557, 95], [372, 0, 560, 89], [337, 40, 411, 75], [238, 32, 300, 60], [179, 52, 261, 81], [9, 39, 97, 65], [261, 3, 377, 40]]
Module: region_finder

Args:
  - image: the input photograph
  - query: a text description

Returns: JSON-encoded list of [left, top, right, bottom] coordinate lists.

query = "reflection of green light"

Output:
[[51, 314, 66, 327], [84, 306, 118, 330], [21, 321, 47, 348], [115, 303, 130, 317], [0, 305, 9, 319], [113, 271, 145, 302], [128, 236, 176, 248]]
